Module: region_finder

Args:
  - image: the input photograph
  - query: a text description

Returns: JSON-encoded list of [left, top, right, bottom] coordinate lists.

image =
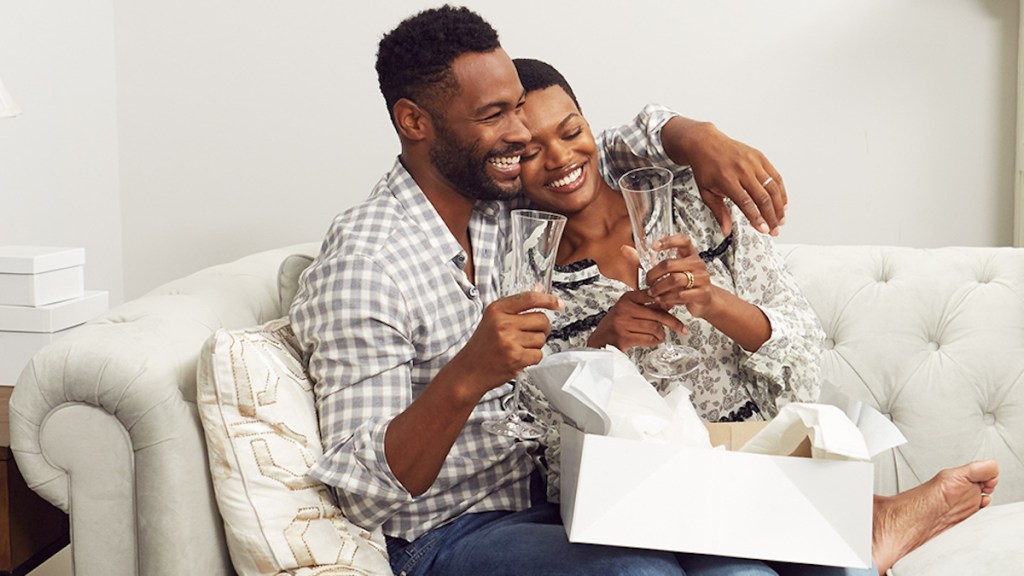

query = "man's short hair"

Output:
[[376, 5, 501, 124], [513, 58, 581, 111]]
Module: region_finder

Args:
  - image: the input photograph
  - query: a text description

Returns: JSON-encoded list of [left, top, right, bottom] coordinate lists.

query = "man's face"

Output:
[[427, 49, 530, 201]]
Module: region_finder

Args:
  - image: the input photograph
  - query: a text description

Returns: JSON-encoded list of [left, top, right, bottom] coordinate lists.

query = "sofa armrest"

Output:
[[9, 243, 319, 576]]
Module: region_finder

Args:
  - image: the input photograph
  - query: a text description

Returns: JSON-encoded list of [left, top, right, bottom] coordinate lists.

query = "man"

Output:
[[291, 5, 995, 576], [291, 6, 794, 574]]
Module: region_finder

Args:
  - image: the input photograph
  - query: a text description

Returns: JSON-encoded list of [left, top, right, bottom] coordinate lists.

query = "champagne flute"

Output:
[[482, 209, 566, 440], [619, 166, 700, 379]]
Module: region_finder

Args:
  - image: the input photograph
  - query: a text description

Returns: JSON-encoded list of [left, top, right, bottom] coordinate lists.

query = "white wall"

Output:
[[0, 0, 123, 304], [4, 1, 1018, 300]]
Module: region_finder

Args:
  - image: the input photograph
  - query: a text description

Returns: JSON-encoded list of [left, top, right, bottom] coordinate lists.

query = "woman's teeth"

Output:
[[549, 167, 583, 188]]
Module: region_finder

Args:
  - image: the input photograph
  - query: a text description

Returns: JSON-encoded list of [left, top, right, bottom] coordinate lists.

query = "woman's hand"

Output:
[[586, 290, 686, 352], [629, 233, 772, 352], [643, 234, 717, 319]]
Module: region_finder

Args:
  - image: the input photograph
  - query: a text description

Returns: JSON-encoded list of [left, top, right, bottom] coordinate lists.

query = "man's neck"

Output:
[[401, 155, 477, 249]]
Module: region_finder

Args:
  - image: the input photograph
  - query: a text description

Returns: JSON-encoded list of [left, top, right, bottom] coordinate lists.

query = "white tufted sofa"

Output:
[[8, 243, 1024, 575]]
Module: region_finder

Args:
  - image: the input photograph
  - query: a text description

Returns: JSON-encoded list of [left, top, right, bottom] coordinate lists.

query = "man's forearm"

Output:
[[659, 115, 716, 167], [383, 363, 483, 497]]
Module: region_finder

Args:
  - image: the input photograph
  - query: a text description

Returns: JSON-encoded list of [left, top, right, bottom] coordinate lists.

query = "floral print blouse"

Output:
[[519, 164, 825, 503]]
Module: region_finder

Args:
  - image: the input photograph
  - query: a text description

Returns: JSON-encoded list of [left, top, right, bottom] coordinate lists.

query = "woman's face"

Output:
[[519, 86, 602, 216]]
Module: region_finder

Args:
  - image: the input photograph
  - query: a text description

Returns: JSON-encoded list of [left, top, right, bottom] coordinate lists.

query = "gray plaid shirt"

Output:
[[291, 105, 676, 541]]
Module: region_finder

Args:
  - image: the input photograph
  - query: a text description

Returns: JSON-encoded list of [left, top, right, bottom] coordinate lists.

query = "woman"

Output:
[[511, 58, 997, 576], [513, 57, 823, 502]]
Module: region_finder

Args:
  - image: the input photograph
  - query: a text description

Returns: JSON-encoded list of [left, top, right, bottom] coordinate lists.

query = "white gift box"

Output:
[[559, 421, 874, 569], [0, 291, 108, 333], [0, 328, 77, 384], [0, 246, 85, 306]]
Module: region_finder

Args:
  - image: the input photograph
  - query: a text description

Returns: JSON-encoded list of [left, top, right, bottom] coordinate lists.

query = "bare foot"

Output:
[[872, 460, 999, 574]]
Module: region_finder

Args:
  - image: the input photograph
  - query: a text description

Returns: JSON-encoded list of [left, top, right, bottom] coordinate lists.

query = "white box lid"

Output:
[[0, 246, 86, 274]]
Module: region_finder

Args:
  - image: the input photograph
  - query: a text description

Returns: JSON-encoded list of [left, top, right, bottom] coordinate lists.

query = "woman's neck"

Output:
[[556, 182, 640, 288]]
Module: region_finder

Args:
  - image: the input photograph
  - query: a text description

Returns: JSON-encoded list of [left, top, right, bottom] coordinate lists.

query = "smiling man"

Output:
[[290, 5, 792, 575]]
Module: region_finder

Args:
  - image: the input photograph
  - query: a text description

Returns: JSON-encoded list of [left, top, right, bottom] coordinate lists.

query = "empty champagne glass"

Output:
[[482, 209, 566, 440], [619, 166, 700, 379]]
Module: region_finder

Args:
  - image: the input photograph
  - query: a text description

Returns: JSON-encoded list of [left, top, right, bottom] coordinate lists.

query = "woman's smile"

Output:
[[545, 163, 587, 193]]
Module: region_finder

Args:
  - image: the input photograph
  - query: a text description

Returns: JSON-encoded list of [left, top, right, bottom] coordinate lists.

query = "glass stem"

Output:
[[507, 375, 524, 423]]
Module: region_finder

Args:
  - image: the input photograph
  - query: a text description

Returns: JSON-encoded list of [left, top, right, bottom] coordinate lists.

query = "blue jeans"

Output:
[[386, 502, 878, 576]]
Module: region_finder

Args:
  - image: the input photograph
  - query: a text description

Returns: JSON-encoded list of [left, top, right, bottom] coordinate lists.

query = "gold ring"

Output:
[[684, 270, 695, 290], [762, 176, 774, 187]]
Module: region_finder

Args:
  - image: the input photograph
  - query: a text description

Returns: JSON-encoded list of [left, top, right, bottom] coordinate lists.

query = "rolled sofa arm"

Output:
[[9, 243, 319, 576]]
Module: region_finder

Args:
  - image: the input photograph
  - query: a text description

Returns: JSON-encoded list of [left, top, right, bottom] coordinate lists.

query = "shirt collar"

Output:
[[383, 158, 504, 267]]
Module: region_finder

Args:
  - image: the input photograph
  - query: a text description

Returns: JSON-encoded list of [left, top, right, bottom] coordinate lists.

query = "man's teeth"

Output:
[[489, 155, 520, 169], [549, 167, 582, 188]]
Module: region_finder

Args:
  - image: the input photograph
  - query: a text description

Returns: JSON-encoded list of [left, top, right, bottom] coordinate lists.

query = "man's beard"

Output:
[[430, 120, 522, 201]]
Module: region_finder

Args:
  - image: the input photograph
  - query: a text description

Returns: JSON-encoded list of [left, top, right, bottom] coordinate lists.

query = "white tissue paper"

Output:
[[817, 380, 908, 456], [526, 346, 710, 447], [527, 346, 906, 461]]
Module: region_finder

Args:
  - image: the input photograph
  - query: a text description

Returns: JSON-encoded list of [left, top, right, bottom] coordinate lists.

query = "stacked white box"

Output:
[[0, 246, 85, 306], [0, 246, 108, 384]]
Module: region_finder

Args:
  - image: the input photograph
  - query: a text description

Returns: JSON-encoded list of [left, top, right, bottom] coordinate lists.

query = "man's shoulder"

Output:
[[322, 191, 408, 257]]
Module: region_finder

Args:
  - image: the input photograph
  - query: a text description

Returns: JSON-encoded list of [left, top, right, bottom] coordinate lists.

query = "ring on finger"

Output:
[[761, 176, 774, 187], [684, 270, 696, 290]]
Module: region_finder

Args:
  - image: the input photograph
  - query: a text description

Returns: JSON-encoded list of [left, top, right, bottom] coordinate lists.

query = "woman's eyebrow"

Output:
[[557, 112, 582, 130]]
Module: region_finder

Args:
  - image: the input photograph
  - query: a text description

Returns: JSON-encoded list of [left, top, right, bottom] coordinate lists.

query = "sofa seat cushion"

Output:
[[196, 317, 391, 576], [889, 502, 1024, 575]]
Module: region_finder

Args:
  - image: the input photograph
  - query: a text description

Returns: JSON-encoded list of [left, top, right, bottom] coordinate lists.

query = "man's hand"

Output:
[[386, 291, 560, 496], [661, 117, 787, 236], [454, 291, 562, 397], [587, 289, 686, 352]]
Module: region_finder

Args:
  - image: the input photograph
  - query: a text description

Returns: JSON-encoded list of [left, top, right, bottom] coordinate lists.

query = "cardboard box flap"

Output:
[[705, 421, 812, 457], [560, 424, 873, 569]]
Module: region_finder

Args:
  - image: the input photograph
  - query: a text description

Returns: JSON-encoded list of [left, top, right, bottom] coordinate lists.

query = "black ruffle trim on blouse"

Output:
[[549, 310, 608, 343], [699, 232, 733, 264], [716, 399, 761, 422], [554, 258, 598, 274]]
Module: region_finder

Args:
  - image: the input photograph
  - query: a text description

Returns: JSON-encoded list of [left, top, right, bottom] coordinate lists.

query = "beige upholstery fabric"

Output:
[[197, 317, 390, 576], [777, 245, 1024, 504], [888, 502, 1024, 576], [9, 243, 1024, 576]]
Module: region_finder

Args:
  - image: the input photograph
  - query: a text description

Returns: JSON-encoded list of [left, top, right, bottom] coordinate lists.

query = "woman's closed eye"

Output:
[[562, 127, 583, 140], [520, 146, 541, 162]]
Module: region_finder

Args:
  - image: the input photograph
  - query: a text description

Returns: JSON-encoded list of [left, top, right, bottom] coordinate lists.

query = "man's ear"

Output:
[[393, 98, 431, 142]]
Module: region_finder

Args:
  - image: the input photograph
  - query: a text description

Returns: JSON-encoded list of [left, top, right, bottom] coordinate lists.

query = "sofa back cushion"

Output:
[[777, 244, 1024, 502], [196, 317, 391, 576], [278, 254, 315, 314]]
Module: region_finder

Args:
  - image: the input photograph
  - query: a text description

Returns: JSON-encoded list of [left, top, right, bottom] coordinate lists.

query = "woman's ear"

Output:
[[393, 98, 431, 142]]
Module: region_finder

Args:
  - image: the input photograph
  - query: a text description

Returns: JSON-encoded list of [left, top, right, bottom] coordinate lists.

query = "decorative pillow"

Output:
[[278, 254, 314, 313], [196, 317, 391, 576]]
